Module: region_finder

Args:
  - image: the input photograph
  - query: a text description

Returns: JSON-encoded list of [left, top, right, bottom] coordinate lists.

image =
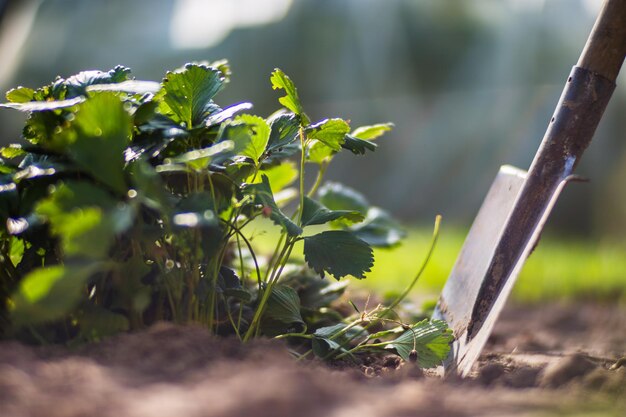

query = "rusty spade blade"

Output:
[[433, 0, 626, 377]]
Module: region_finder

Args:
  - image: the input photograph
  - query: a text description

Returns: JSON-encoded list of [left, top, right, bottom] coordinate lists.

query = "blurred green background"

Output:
[[1, 0, 624, 300]]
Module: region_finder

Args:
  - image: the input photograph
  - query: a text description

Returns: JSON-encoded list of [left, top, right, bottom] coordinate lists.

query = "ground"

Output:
[[0, 302, 624, 417]]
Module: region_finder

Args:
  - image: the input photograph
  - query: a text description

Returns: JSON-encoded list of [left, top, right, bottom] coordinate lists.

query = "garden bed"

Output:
[[1, 301, 624, 417]]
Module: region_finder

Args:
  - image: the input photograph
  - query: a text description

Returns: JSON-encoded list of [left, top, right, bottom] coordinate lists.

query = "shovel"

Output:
[[432, 0, 626, 377]]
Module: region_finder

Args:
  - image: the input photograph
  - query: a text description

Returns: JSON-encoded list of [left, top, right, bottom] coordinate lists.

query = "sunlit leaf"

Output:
[[204, 102, 253, 127], [169, 140, 234, 171], [307, 140, 335, 164], [303, 231, 373, 279], [270, 69, 309, 125], [0, 97, 85, 112], [53, 92, 132, 194], [231, 114, 270, 164], [35, 181, 134, 258], [307, 118, 349, 151], [384, 319, 453, 368], [10, 262, 104, 326], [0, 144, 26, 159], [9, 236, 25, 267], [86, 80, 161, 95], [62, 66, 131, 98], [157, 63, 225, 127], [5, 87, 35, 103], [352, 123, 394, 140]]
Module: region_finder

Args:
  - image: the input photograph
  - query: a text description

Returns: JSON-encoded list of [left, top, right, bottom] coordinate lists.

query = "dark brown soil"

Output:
[[1, 303, 624, 417]]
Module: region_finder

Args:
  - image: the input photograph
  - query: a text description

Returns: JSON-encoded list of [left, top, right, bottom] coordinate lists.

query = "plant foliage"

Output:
[[0, 62, 451, 368]]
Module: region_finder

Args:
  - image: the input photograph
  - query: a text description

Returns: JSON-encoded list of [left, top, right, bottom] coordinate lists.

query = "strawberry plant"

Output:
[[0, 61, 451, 366]]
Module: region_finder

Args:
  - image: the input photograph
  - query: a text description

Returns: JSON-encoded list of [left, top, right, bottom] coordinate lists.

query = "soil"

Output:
[[1, 302, 624, 417]]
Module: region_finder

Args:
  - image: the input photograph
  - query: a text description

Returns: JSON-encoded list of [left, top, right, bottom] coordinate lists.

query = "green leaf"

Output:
[[270, 69, 309, 125], [341, 134, 377, 155], [261, 285, 305, 337], [312, 323, 367, 358], [169, 140, 234, 171], [307, 140, 335, 164], [318, 182, 369, 215], [384, 319, 453, 368], [244, 175, 302, 236], [35, 181, 133, 258], [307, 119, 349, 151], [266, 112, 301, 153], [0, 144, 26, 159], [204, 102, 253, 127], [301, 196, 364, 227], [10, 262, 104, 326], [231, 114, 270, 164], [9, 236, 25, 267], [255, 161, 298, 193], [62, 66, 131, 98], [6, 87, 35, 103], [352, 123, 394, 140], [281, 273, 348, 311], [0, 159, 16, 175], [217, 266, 251, 302], [129, 160, 172, 212], [86, 80, 161, 95], [0, 97, 85, 112], [158, 63, 225, 127], [350, 207, 406, 248], [54, 92, 132, 194], [303, 231, 373, 279], [23, 112, 62, 144]]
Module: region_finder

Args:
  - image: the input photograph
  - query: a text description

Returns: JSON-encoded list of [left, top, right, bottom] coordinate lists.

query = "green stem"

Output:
[[264, 232, 286, 281], [223, 219, 262, 289], [274, 333, 312, 340], [383, 215, 441, 317], [297, 127, 307, 226], [223, 294, 243, 341], [307, 161, 328, 198], [243, 236, 295, 342]]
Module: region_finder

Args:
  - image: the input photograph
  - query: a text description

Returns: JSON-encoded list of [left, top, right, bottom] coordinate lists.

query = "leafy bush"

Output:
[[0, 62, 451, 365]]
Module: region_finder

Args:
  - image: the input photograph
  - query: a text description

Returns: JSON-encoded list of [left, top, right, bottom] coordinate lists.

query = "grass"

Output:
[[358, 225, 626, 303], [245, 219, 626, 303]]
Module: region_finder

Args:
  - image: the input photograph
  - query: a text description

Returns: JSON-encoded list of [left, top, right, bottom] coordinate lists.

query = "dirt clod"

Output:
[[505, 366, 541, 388], [478, 362, 505, 385], [539, 353, 598, 388]]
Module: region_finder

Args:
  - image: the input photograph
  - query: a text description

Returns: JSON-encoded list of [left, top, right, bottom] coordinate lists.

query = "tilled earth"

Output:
[[0, 302, 624, 417]]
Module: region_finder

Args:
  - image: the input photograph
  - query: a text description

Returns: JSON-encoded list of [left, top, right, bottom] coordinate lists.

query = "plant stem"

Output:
[[227, 220, 262, 288], [307, 161, 328, 198], [242, 236, 295, 342], [383, 215, 441, 317], [297, 127, 306, 225]]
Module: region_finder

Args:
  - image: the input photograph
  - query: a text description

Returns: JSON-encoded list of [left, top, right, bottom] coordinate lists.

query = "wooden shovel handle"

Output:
[[577, 0, 626, 81]]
